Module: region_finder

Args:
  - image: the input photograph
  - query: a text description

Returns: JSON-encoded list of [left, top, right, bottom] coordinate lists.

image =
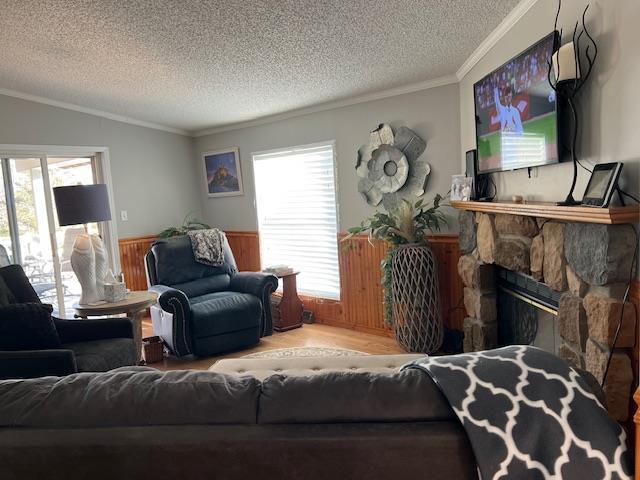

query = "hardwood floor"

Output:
[[141, 319, 404, 371]]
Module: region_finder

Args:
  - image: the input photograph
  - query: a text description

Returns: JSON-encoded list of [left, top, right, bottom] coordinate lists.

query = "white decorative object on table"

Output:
[[91, 233, 108, 300], [71, 234, 99, 305], [104, 282, 127, 303]]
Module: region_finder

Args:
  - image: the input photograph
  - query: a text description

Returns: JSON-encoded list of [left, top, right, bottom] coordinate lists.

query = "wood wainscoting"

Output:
[[322, 233, 464, 336], [630, 279, 639, 470], [224, 231, 261, 272], [118, 235, 158, 291], [118, 231, 463, 337], [118, 231, 261, 292]]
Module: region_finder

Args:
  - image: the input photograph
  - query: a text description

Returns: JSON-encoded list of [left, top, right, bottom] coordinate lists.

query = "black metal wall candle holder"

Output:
[[547, 0, 598, 206]]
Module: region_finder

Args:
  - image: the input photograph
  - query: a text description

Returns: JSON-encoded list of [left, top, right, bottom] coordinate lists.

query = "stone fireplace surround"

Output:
[[456, 208, 637, 421]]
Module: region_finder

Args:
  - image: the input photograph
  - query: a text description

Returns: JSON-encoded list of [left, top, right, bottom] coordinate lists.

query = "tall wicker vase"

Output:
[[391, 243, 443, 353]]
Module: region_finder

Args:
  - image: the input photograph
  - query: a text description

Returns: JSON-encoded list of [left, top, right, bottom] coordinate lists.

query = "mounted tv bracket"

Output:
[[547, 0, 598, 206]]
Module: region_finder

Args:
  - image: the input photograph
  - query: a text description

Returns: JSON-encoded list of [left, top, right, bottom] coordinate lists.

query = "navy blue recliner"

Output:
[[145, 235, 278, 357]]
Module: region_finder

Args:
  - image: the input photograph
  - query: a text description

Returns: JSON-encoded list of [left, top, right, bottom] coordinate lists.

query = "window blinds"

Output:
[[253, 143, 340, 299]]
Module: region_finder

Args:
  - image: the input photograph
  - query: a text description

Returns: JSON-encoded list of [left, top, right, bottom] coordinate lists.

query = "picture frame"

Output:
[[581, 162, 623, 208], [203, 147, 244, 197], [451, 175, 473, 201]]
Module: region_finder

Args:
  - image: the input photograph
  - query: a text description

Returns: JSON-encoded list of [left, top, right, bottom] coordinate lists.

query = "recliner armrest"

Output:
[[229, 272, 278, 337], [54, 318, 134, 343], [148, 285, 192, 356], [0, 349, 77, 379], [229, 272, 278, 298], [149, 285, 191, 314]]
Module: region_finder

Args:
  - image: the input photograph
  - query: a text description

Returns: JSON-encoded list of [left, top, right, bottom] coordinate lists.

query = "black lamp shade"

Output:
[[53, 184, 112, 226]]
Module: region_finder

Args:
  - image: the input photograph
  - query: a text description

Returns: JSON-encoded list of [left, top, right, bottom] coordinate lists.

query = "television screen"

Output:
[[474, 32, 559, 173]]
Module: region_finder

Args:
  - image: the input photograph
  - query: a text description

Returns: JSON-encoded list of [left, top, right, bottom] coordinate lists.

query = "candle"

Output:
[[552, 41, 581, 82]]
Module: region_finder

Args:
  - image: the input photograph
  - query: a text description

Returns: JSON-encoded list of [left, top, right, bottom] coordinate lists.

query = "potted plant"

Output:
[[158, 212, 211, 238], [343, 194, 447, 353]]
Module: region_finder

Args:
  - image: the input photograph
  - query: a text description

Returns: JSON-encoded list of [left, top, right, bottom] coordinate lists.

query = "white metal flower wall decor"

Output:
[[356, 124, 430, 211]]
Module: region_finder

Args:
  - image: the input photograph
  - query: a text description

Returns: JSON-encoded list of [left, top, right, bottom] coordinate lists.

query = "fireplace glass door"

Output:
[[497, 286, 560, 355]]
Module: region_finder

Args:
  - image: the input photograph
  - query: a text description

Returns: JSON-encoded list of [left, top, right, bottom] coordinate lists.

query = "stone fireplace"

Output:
[[456, 207, 637, 421]]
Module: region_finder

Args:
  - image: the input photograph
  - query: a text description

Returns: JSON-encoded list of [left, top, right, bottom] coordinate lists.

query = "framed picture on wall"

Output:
[[203, 147, 244, 197]]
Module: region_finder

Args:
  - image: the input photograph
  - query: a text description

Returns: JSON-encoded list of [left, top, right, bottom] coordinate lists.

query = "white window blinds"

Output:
[[253, 142, 340, 299]]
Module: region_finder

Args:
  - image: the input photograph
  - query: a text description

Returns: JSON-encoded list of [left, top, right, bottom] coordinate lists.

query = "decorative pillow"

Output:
[[0, 303, 61, 351], [0, 276, 16, 307]]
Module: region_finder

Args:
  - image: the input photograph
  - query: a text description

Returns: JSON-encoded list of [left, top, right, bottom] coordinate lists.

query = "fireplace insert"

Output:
[[496, 267, 561, 354]]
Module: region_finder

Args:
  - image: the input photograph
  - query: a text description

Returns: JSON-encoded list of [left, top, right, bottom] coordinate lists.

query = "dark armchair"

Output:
[[0, 264, 137, 379], [145, 235, 278, 357]]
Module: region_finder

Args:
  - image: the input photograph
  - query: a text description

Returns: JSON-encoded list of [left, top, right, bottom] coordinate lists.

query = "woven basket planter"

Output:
[[391, 243, 443, 353]]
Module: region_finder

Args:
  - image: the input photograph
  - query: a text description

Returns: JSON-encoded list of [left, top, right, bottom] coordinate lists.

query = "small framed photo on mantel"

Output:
[[203, 147, 244, 198]]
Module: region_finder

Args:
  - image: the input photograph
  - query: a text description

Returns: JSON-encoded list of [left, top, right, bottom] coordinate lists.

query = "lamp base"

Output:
[[71, 233, 99, 305]]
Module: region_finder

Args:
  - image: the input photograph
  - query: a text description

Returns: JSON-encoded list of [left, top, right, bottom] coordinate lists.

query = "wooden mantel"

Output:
[[450, 200, 640, 225]]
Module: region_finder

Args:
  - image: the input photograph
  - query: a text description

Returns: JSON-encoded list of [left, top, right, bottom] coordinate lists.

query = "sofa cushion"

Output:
[[210, 354, 424, 380], [152, 236, 236, 286], [259, 368, 454, 424], [190, 292, 261, 338], [0, 368, 261, 428], [0, 275, 16, 307], [0, 264, 41, 303], [172, 274, 231, 298], [0, 303, 61, 351], [63, 338, 138, 372]]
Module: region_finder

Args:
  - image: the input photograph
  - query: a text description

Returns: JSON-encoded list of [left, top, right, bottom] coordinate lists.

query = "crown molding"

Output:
[[191, 75, 458, 137], [0, 88, 189, 136], [456, 0, 541, 80]]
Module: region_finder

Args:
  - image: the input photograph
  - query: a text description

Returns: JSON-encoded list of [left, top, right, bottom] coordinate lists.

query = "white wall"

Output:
[[194, 83, 461, 233], [0, 94, 200, 237], [459, 0, 640, 202]]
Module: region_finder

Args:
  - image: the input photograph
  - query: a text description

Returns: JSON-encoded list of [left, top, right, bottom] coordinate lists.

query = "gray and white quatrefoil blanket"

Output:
[[402, 346, 631, 480]]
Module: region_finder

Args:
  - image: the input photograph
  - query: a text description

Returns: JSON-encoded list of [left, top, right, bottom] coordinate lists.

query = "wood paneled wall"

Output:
[[118, 235, 157, 291], [118, 231, 261, 291], [327, 233, 464, 336], [224, 231, 261, 272], [629, 279, 639, 462], [118, 231, 464, 337]]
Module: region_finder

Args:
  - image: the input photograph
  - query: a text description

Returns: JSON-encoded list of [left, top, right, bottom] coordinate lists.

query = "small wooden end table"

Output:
[[273, 271, 303, 332], [73, 291, 157, 361]]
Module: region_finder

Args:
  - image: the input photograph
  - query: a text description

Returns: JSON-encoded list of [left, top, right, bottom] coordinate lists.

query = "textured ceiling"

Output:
[[0, 0, 521, 133]]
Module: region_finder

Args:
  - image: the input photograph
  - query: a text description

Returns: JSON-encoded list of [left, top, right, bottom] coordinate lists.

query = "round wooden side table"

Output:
[[73, 291, 157, 362]]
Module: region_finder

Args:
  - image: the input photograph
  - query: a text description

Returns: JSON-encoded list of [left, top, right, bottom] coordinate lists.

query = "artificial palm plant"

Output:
[[158, 212, 211, 238], [343, 194, 447, 326]]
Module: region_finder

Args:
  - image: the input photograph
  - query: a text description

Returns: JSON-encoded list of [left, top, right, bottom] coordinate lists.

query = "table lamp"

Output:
[[53, 184, 112, 305]]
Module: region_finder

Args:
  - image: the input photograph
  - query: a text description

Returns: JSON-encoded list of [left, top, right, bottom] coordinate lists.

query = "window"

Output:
[[253, 142, 340, 299]]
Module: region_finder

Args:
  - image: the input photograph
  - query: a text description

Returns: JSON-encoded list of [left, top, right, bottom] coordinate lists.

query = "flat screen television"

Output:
[[474, 31, 566, 173]]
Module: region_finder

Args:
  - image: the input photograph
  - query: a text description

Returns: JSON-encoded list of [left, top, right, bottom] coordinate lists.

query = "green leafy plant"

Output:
[[342, 194, 447, 325], [158, 212, 211, 238]]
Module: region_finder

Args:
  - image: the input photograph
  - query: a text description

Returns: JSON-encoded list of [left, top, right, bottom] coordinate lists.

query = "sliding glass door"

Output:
[[2, 158, 60, 309], [0, 154, 108, 316]]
